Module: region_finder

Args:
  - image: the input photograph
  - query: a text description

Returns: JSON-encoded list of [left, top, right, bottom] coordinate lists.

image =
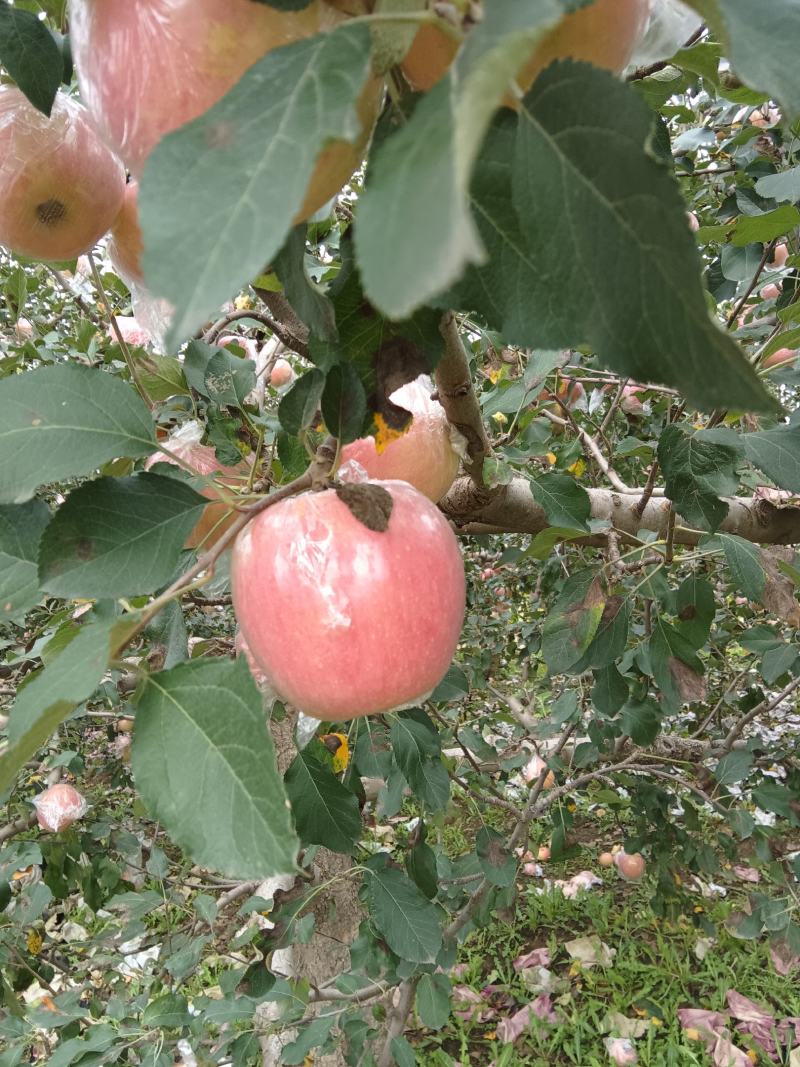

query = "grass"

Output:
[[410, 874, 800, 1066]]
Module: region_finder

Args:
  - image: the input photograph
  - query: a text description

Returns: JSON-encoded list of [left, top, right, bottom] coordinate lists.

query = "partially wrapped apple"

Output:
[[33, 783, 88, 833]]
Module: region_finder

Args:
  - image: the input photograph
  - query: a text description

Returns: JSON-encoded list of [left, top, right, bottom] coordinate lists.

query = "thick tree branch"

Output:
[[440, 477, 800, 545], [435, 312, 493, 485]]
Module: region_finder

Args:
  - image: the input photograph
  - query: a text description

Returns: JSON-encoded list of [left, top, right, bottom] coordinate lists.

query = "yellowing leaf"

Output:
[[234, 295, 252, 310], [373, 411, 410, 455], [567, 458, 586, 477], [27, 929, 43, 955], [546, 452, 557, 465]]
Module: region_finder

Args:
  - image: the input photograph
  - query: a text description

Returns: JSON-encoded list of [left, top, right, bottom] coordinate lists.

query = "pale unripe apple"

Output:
[[231, 480, 466, 720], [145, 421, 251, 549], [537, 845, 551, 862], [33, 783, 87, 832], [750, 106, 781, 128], [402, 0, 650, 98], [109, 316, 151, 348], [598, 851, 615, 867], [15, 318, 33, 341], [218, 334, 259, 360], [0, 87, 125, 262], [108, 182, 144, 285], [769, 243, 789, 269], [270, 358, 296, 389], [70, 0, 381, 219], [615, 850, 646, 881], [620, 384, 646, 416], [760, 283, 781, 301], [522, 753, 555, 789], [763, 347, 797, 371], [340, 376, 461, 503], [117, 717, 135, 732], [687, 210, 699, 232]]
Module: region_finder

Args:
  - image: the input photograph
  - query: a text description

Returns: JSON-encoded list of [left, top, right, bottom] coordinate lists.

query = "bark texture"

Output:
[[441, 476, 800, 545]]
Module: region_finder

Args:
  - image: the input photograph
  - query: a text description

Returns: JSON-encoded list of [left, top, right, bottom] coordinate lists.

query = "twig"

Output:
[[720, 676, 800, 754], [45, 265, 101, 323], [451, 773, 523, 818], [539, 408, 634, 494], [202, 308, 304, 357], [87, 252, 153, 410], [216, 880, 260, 911], [486, 684, 538, 733], [377, 977, 418, 1067], [435, 312, 493, 485], [726, 239, 778, 329], [634, 461, 660, 519], [598, 378, 628, 436]]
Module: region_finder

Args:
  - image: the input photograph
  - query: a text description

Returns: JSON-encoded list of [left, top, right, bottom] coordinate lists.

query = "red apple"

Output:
[[750, 106, 781, 128], [0, 87, 125, 262], [760, 283, 781, 301], [218, 334, 259, 360], [108, 181, 144, 285], [537, 845, 551, 862], [598, 851, 615, 867], [340, 376, 461, 503], [145, 421, 251, 548], [231, 480, 466, 720], [70, 0, 381, 219], [403, 0, 649, 96], [33, 783, 87, 832], [270, 358, 295, 389], [620, 384, 646, 416], [234, 628, 271, 690], [522, 753, 555, 789], [615, 850, 646, 881]]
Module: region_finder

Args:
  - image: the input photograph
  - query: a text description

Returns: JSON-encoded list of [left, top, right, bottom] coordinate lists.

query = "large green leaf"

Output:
[[530, 473, 590, 532], [357, 0, 589, 318], [658, 425, 743, 531], [38, 474, 207, 599], [416, 973, 452, 1030], [140, 23, 373, 345], [711, 0, 800, 121], [744, 425, 800, 493], [1, 617, 124, 793], [132, 658, 299, 879], [0, 5, 62, 115], [390, 713, 449, 814], [284, 746, 361, 854], [0, 499, 51, 623], [443, 66, 773, 414], [542, 571, 606, 675], [649, 617, 706, 711], [0, 365, 156, 504], [716, 532, 766, 601], [366, 864, 443, 964]]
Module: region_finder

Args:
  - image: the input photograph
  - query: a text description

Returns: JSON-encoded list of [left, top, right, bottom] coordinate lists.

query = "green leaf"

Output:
[[366, 864, 442, 964], [284, 748, 361, 854], [755, 167, 800, 203], [530, 473, 590, 532], [182, 340, 216, 395], [714, 0, 800, 121], [744, 424, 800, 493], [137, 355, 190, 403], [476, 826, 515, 888], [753, 782, 800, 822], [390, 714, 449, 814], [658, 425, 742, 531], [675, 576, 716, 649], [542, 572, 606, 675], [429, 664, 469, 703], [406, 836, 438, 900], [0, 499, 50, 623], [717, 532, 766, 600], [141, 994, 191, 1029], [140, 23, 373, 345], [443, 66, 772, 414], [0, 5, 62, 116], [203, 348, 256, 409], [37, 474, 206, 599], [281, 1016, 336, 1066], [389, 1037, 417, 1067], [416, 972, 451, 1030], [0, 364, 156, 504], [1, 617, 123, 794], [578, 595, 632, 671], [132, 658, 299, 879], [320, 362, 368, 444], [650, 617, 706, 710], [591, 665, 628, 717], [278, 369, 326, 436], [619, 697, 662, 746], [357, 1, 595, 318], [761, 643, 798, 685], [733, 205, 800, 246], [274, 226, 337, 343]]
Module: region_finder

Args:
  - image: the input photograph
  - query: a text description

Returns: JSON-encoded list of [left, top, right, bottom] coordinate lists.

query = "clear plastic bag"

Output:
[[33, 783, 88, 833], [0, 86, 125, 262], [340, 375, 462, 502], [627, 0, 703, 68]]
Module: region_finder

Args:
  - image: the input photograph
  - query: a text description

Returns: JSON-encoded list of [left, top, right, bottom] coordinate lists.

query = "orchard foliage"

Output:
[[1, 0, 800, 1064]]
